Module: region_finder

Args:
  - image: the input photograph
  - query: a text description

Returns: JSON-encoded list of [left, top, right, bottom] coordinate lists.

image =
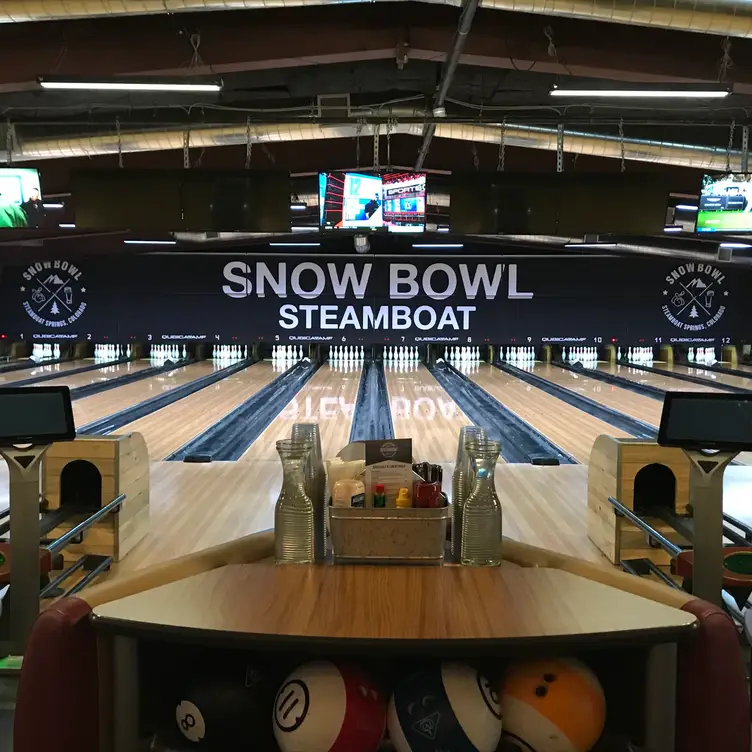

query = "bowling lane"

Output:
[[0, 358, 95, 385], [595, 363, 725, 392], [531, 362, 664, 427], [239, 362, 363, 462], [385, 363, 475, 463], [72, 361, 221, 427], [661, 363, 752, 390], [117, 362, 278, 460], [468, 364, 631, 463], [32, 359, 154, 390]]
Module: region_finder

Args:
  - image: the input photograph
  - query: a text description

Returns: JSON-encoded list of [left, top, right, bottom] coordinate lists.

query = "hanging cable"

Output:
[[718, 36, 734, 82], [373, 122, 380, 172], [189, 33, 204, 68], [472, 143, 480, 171], [116, 116, 123, 168], [556, 123, 564, 172], [245, 118, 253, 169], [183, 129, 190, 169], [497, 117, 506, 172], [355, 118, 365, 168], [726, 119, 736, 172], [619, 118, 626, 173], [5, 120, 13, 165], [742, 125, 749, 173]]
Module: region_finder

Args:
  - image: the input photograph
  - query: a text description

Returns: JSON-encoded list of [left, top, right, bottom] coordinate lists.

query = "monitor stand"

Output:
[[685, 450, 737, 607], [0, 444, 49, 656]]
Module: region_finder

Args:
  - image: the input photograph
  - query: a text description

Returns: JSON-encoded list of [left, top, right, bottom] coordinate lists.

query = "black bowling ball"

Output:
[[161, 656, 277, 751]]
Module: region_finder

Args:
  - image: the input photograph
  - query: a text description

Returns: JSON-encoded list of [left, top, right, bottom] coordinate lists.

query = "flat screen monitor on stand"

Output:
[[658, 392, 752, 608], [0, 386, 75, 655]]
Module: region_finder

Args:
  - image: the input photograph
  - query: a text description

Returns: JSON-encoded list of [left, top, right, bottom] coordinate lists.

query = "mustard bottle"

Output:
[[396, 487, 411, 509]]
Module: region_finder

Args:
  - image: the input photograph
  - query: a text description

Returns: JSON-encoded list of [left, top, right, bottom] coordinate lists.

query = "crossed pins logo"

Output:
[[20, 260, 87, 328], [662, 263, 728, 332]]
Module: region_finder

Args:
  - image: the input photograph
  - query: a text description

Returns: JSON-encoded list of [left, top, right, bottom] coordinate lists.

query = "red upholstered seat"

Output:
[[13, 597, 98, 752], [11, 594, 751, 752]]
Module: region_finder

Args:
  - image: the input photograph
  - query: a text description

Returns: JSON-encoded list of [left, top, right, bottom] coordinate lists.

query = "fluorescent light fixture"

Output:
[[565, 242, 618, 249], [269, 242, 321, 247], [58, 223, 76, 229], [124, 239, 177, 245], [291, 226, 319, 233], [720, 242, 752, 249], [290, 203, 307, 211], [42, 202, 64, 210], [664, 225, 683, 233], [437, 226, 450, 233], [412, 243, 464, 249], [39, 76, 222, 93], [675, 204, 698, 212], [550, 86, 729, 99]]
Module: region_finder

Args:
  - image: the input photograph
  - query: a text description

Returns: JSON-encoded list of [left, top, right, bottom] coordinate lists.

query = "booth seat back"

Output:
[[13, 594, 751, 752]]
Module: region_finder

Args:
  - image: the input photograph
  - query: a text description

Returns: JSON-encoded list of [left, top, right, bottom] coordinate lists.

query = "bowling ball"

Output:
[[273, 660, 386, 752], [387, 661, 502, 752], [499, 658, 606, 752], [169, 656, 277, 751]]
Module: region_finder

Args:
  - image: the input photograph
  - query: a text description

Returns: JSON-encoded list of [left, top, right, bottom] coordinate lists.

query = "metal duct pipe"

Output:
[[415, 0, 481, 170], [5, 121, 742, 171], [2, 0, 752, 39]]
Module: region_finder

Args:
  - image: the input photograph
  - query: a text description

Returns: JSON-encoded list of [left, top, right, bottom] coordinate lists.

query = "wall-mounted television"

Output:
[[0, 168, 44, 229], [696, 172, 752, 233], [319, 171, 425, 232]]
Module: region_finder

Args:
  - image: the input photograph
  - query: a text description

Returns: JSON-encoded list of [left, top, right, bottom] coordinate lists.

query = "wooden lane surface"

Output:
[[33, 359, 154, 390], [113, 462, 607, 575], [72, 361, 221, 428], [467, 364, 630, 464], [596, 363, 725, 393], [116, 362, 278, 460], [95, 558, 695, 642], [0, 358, 94, 386], [238, 362, 363, 463], [662, 363, 752, 390], [531, 362, 665, 427], [384, 363, 475, 463]]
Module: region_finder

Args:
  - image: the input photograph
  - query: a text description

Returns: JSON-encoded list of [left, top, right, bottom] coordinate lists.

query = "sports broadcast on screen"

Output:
[[319, 171, 426, 232], [696, 172, 752, 233], [0, 168, 44, 229]]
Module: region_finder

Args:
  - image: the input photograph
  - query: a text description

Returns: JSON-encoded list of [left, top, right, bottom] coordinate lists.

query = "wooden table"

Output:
[[91, 561, 697, 752]]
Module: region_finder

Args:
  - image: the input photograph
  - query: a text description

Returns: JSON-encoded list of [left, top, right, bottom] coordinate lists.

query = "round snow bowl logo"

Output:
[[20, 260, 87, 328], [380, 442, 398, 459], [661, 262, 728, 332]]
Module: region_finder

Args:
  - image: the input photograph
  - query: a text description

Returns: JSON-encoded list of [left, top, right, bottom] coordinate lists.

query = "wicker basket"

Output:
[[329, 505, 449, 564]]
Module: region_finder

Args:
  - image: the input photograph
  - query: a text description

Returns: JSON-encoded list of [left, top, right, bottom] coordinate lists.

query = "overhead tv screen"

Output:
[[319, 171, 425, 232], [696, 173, 752, 233], [0, 168, 44, 229]]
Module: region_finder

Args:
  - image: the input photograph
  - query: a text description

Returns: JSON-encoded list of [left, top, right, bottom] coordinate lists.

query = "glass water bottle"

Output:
[[291, 423, 327, 561], [274, 439, 315, 564], [461, 439, 503, 567], [451, 425, 488, 561]]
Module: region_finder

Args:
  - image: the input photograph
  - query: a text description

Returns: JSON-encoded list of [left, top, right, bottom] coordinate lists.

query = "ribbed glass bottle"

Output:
[[274, 439, 315, 564], [451, 425, 488, 561], [461, 439, 503, 567], [291, 423, 327, 561]]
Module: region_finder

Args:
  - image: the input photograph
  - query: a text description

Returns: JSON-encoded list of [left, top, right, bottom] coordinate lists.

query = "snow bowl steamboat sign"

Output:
[[662, 262, 728, 332], [20, 260, 87, 328]]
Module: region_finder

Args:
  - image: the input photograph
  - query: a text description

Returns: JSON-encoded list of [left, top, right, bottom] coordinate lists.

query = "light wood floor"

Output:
[[115, 362, 279, 460], [664, 363, 752, 391], [468, 364, 629, 463], [597, 363, 725, 392], [385, 363, 473, 463], [35, 359, 154, 390], [71, 361, 220, 428], [0, 358, 95, 386], [239, 362, 363, 462]]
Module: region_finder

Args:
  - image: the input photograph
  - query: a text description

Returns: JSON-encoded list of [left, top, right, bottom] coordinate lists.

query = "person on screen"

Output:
[[364, 193, 381, 219], [0, 192, 29, 228], [21, 187, 44, 228]]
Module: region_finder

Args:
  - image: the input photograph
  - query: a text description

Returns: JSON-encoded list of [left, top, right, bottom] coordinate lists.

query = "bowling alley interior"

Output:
[[4, 4, 752, 752]]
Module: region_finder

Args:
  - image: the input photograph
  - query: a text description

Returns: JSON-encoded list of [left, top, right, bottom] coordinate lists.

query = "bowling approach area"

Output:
[[2, 340, 751, 752]]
